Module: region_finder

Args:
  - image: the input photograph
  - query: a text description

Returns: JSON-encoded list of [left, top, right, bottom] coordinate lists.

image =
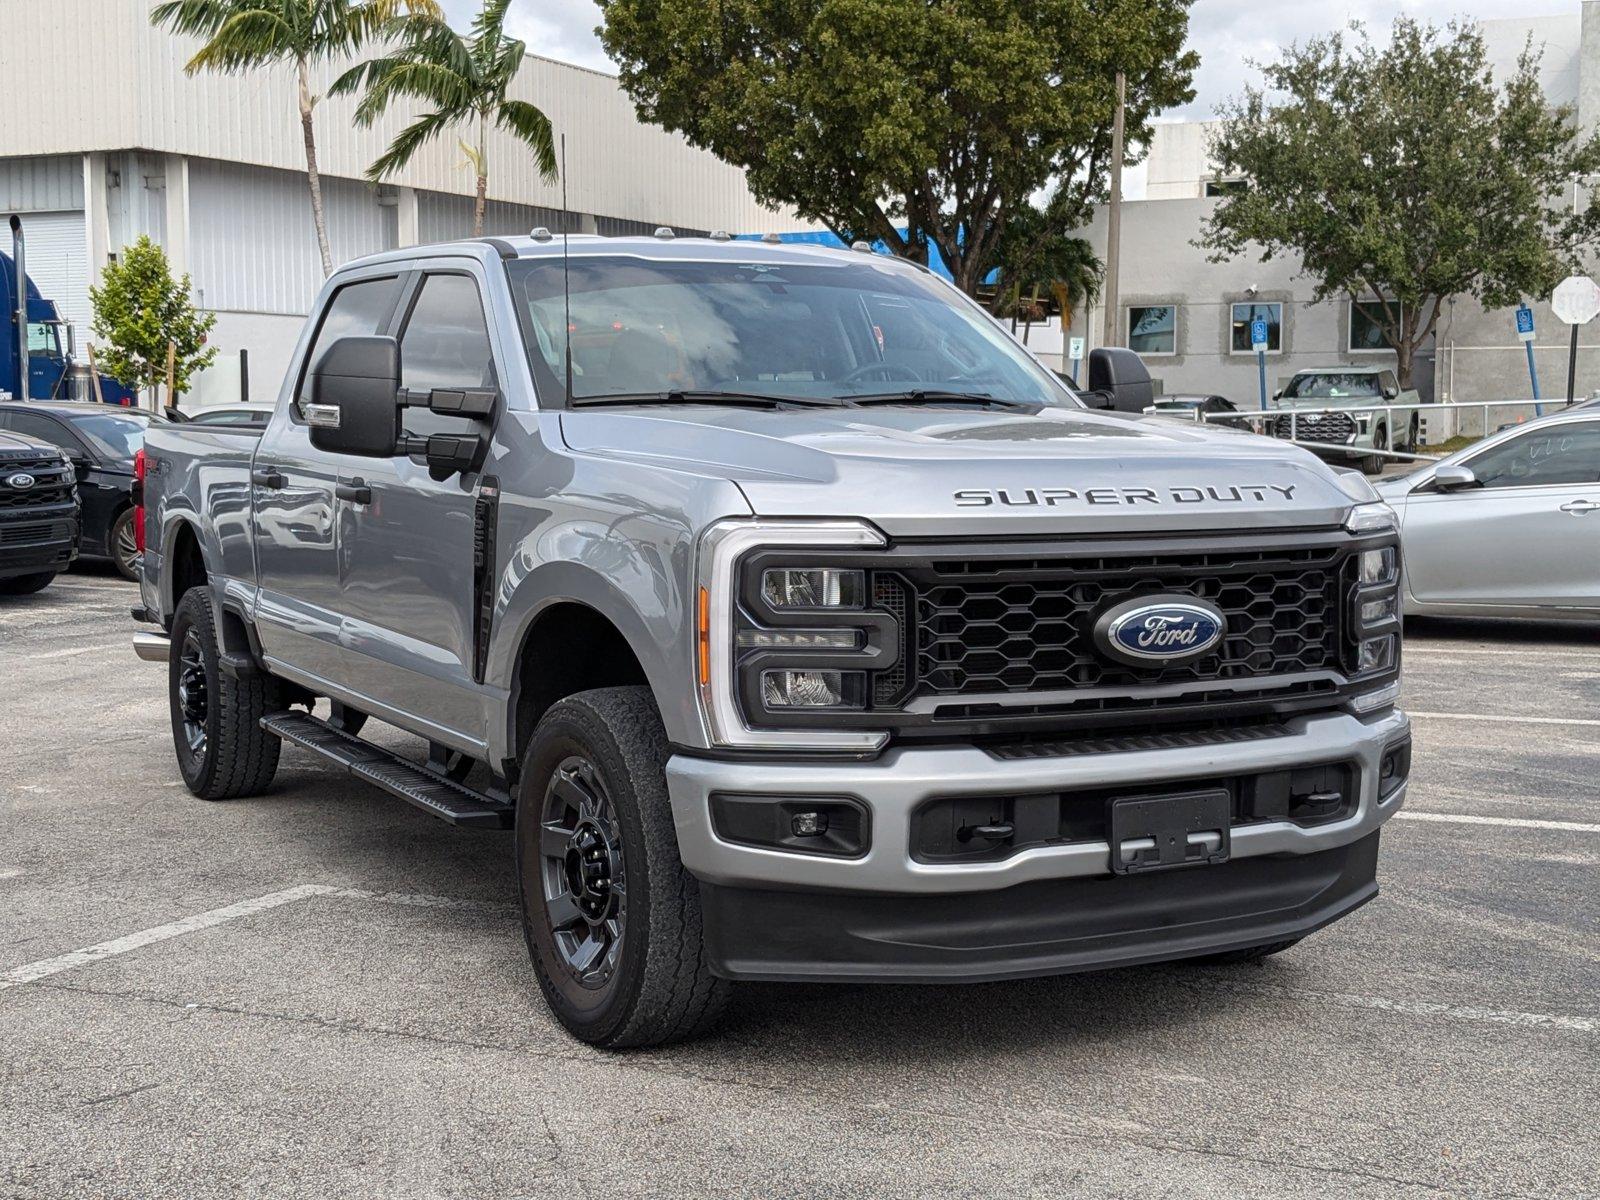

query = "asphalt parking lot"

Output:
[[2, 572, 1596, 1199]]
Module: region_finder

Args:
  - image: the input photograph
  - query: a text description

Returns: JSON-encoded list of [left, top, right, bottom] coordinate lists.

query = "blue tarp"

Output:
[[733, 228, 998, 285]]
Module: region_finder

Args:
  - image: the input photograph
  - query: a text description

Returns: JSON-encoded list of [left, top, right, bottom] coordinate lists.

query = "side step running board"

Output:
[[260, 711, 513, 829]]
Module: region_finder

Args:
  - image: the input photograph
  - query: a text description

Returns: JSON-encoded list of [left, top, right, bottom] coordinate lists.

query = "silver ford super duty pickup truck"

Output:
[[132, 234, 1410, 1047]]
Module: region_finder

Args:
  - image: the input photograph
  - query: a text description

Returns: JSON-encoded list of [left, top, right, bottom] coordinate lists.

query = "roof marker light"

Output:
[[530, 226, 552, 242]]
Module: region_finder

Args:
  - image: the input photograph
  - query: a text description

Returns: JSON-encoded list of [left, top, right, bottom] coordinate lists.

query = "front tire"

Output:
[[169, 586, 282, 800], [110, 508, 139, 580], [1361, 425, 1387, 474], [0, 572, 56, 595], [515, 686, 728, 1048]]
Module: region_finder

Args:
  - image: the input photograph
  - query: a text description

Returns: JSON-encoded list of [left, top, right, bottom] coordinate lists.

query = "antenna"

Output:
[[560, 133, 573, 407]]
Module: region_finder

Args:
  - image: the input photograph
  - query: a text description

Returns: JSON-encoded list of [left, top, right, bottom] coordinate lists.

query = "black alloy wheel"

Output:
[[538, 755, 627, 989]]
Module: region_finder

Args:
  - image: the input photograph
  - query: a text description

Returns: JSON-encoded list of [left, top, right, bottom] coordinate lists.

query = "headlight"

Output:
[[762, 568, 864, 610], [1360, 546, 1397, 584], [1345, 501, 1397, 533], [694, 520, 890, 752]]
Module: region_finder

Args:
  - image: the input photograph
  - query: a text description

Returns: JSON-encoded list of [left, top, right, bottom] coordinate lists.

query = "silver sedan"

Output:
[[1375, 410, 1600, 620]]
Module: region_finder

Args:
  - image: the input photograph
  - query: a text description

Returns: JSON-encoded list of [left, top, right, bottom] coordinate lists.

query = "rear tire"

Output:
[[0, 572, 56, 595], [110, 508, 139, 580], [1190, 937, 1302, 966], [169, 586, 282, 800], [515, 686, 729, 1048]]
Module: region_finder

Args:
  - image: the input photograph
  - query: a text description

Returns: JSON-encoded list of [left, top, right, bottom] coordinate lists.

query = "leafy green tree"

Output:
[[598, 0, 1196, 295], [1201, 17, 1600, 389], [151, 0, 438, 277], [990, 208, 1103, 334], [89, 237, 218, 406], [331, 0, 558, 237]]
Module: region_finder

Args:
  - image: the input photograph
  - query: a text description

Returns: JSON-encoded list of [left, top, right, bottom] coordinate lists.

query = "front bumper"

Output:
[[667, 707, 1410, 982], [0, 511, 78, 579], [668, 707, 1409, 894]]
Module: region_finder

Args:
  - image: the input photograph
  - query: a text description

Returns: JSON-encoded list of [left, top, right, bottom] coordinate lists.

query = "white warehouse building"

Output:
[[0, 0, 803, 403]]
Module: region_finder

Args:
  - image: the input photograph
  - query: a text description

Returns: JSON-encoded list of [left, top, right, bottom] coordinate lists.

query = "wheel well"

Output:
[[512, 603, 648, 760], [167, 522, 208, 612]]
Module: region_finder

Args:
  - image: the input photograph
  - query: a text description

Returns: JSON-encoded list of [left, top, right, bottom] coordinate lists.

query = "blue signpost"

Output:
[[1516, 304, 1543, 416], [1251, 316, 1270, 410]]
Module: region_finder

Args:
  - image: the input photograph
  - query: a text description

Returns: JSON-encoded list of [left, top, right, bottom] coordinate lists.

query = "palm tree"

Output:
[[331, 0, 558, 237], [150, 0, 438, 277]]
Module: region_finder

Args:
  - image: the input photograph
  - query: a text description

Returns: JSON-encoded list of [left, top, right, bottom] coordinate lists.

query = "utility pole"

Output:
[[1101, 71, 1126, 349]]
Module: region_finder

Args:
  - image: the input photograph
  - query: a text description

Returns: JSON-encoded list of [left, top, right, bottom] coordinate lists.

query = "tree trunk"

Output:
[[298, 60, 333, 278], [472, 111, 488, 238]]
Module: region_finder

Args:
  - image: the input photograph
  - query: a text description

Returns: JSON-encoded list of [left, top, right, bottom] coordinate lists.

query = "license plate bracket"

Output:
[[1108, 788, 1231, 875]]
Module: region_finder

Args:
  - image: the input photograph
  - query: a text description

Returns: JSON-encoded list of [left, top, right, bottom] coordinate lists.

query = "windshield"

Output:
[[69, 410, 156, 459], [1282, 373, 1382, 400], [508, 255, 1080, 408]]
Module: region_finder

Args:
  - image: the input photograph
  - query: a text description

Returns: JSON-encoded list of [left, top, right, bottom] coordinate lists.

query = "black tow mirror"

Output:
[[1087, 347, 1155, 413], [306, 335, 402, 457]]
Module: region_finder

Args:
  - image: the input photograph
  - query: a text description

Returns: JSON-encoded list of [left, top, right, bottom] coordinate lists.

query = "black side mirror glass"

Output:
[[306, 336, 402, 458]]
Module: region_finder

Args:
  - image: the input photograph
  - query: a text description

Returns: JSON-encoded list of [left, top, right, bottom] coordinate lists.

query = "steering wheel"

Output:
[[838, 361, 921, 385]]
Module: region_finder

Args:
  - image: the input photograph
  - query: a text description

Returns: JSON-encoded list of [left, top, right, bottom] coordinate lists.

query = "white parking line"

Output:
[[0, 885, 338, 991], [0, 885, 510, 994], [1406, 711, 1600, 728], [1406, 646, 1600, 660], [1187, 979, 1595, 1034], [9, 642, 125, 661], [1394, 811, 1600, 834]]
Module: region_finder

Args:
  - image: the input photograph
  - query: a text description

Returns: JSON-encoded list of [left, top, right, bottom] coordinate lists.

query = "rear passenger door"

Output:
[[333, 268, 496, 744]]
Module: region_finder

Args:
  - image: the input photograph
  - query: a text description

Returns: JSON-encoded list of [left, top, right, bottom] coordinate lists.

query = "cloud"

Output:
[[439, 0, 611, 73]]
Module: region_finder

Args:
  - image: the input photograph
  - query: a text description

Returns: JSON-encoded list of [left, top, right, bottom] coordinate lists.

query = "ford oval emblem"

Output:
[[1094, 596, 1225, 667], [6, 473, 35, 490]]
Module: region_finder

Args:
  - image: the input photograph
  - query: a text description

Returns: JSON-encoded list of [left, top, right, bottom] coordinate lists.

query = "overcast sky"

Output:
[[444, 0, 1582, 120]]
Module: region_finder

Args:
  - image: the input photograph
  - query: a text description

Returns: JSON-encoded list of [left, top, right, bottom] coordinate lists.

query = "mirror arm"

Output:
[[397, 386, 496, 419], [398, 431, 486, 479]]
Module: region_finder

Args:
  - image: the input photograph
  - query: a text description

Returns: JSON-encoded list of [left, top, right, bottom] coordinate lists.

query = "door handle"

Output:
[[335, 479, 372, 505], [251, 468, 285, 489], [1559, 499, 1599, 515]]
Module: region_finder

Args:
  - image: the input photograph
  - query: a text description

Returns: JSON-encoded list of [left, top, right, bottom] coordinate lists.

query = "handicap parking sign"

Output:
[[1515, 305, 1536, 341], [1250, 317, 1268, 352]]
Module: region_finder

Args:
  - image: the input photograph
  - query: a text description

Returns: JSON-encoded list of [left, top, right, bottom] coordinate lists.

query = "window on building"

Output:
[[1128, 305, 1177, 355], [295, 275, 404, 415], [1205, 178, 1248, 197], [1230, 302, 1283, 354], [1349, 299, 1400, 353], [1463, 421, 1600, 488]]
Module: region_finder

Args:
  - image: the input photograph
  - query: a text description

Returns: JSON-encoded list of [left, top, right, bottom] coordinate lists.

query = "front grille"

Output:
[[0, 458, 74, 510], [1272, 411, 1356, 442], [0, 519, 68, 546], [906, 540, 1348, 698]]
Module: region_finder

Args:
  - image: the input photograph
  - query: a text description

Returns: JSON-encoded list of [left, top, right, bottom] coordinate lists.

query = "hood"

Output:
[[559, 404, 1366, 537], [0, 430, 62, 459], [1274, 393, 1380, 410]]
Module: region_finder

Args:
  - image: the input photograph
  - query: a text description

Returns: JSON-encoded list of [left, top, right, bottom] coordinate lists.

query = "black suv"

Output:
[[0, 429, 78, 595], [0, 402, 165, 579]]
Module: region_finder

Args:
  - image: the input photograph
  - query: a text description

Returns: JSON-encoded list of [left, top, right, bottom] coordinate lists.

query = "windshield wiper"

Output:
[[843, 389, 1037, 410], [569, 389, 843, 409]]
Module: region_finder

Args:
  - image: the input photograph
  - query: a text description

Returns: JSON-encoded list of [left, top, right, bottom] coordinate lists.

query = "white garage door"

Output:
[[14, 210, 90, 342]]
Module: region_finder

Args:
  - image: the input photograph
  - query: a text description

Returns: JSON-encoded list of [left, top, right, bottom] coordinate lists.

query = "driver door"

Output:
[[1402, 420, 1600, 609]]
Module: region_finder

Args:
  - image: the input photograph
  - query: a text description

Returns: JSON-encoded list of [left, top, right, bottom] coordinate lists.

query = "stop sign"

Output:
[[1551, 275, 1600, 325]]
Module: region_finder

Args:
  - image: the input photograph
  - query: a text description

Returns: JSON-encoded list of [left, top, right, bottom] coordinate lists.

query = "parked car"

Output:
[[180, 402, 275, 430], [1271, 366, 1420, 473], [0, 428, 78, 594], [1375, 409, 1599, 619], [1148, 393, 1246, 428], [0, 402, 167, 579], [132, 234, 1409, 1048]]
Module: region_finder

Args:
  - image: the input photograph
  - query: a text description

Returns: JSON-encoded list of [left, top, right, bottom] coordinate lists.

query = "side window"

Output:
[[295, 276, 403, 416], [398, 273, 495, 437], [5, 412, 86, 457], [1464, 422, 1600, 489]]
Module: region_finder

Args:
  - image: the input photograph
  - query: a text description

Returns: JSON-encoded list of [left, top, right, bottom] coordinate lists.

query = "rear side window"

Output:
[[295, 276, 403, 414], [3, 411, 86, 456], [398, 274, 495, 437], [1465, 421, 1600, 488]]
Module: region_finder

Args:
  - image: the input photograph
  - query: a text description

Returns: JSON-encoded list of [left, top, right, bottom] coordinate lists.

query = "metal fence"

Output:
[[1146, 398, 1585, 465]]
